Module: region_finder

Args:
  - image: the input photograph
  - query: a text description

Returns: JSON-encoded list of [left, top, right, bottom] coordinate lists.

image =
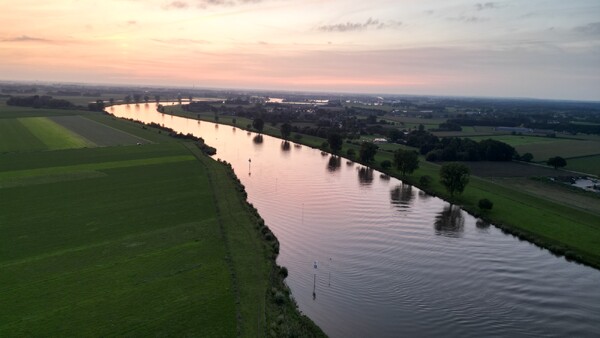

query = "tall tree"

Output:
[[154, 95, 160, 103], [133, 93, 142, 104], [547, 156, 567, 169], [359, 142, 378, 163], [252, 118, 264, 134], [280, 123, 292, 140], [124, 95, 131, 104], [327, 132, 343, 154], [394, 149, 419, 176], [143, 95, 150, 103], [440, 162, 470, 197]]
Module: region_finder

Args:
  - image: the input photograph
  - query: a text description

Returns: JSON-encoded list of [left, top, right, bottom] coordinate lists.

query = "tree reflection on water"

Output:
[[327, 155, 341, 172], [281, 140, 291, 152], [434, 204, 465, 237], [357, 166, 374, 185], [252, 134, 263, 144], [390, 183, 414, 209]]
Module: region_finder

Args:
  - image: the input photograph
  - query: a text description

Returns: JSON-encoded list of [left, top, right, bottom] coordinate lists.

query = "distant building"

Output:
[[373, 138, 388, 144]]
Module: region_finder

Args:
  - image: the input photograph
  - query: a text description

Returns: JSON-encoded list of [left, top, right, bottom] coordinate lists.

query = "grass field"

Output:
[[565, 155, 600, 177], [467, 134, 600, 162], [0, 100, 152, 153], [0, 103, 324, 336]]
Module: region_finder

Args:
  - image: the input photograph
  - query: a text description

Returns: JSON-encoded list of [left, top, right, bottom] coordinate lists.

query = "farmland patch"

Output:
[[19, 117, 95, 150], [50, 115, 150, 146]]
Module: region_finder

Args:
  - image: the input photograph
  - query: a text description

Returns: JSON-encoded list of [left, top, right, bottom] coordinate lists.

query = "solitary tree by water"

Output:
[[393, 149, 419, 176], [280, 123, 292, 140], [154, 95, 160, 103], [327, 132, 343, 154], [133, 93, 142, 104], [253, 118, 264, 134], [359, 142, 378, 163], [440, 162, 470, 197]]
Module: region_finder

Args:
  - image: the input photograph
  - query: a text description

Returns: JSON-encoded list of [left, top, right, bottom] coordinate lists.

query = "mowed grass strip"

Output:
[[0, 155, 195, 183], [19, 117, 95, 150], [50, 115, 151, 146], [0, 119, 47, 152]]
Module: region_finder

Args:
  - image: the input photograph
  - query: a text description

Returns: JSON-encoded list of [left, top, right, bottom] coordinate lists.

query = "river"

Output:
[[109, 103, 600, 337]]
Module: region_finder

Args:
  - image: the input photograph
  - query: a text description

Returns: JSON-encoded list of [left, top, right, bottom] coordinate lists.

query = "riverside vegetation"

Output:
[[0, 100, 325, 337], [164, 103, 600, 270]]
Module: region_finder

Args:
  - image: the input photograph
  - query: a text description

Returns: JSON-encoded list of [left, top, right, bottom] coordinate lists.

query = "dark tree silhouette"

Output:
[[359, 142, 378, 163], [253, 118, 264, 133], [133, 94, 142, 104], [280, 123, 292, 140], [394, 149, 419, 176], [547, 156, 567, 169], [327, 132, 343, 154], [520, 153, 534, 162], [144, 95, 150, 103], [154, 95, 160, 103], [124, 95, 131, 104], [440, 162, 470, 196]]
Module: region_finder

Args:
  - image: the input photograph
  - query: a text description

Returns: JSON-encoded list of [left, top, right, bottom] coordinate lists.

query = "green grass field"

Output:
[[0, 103, 324, 337], [565, 155, 600, 176], [467, 134, 600, 162]]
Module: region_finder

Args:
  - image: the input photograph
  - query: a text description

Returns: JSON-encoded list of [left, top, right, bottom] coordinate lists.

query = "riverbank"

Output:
[[164, 106, 600, 270]]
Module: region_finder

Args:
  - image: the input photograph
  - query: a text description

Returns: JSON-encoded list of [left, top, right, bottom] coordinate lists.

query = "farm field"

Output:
[[0, 142, 240, 336], [468, 134, 600, 161], [0, 117, 93, 152], [565, 155, 600, 177], [488, 177, 600, 216], [0, 100, 151, 153], [49, 115, 149, 146], [0, 104, 321, 336]]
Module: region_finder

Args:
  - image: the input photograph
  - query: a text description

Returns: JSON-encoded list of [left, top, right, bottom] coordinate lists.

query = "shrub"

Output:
[[380, 160, 392, 169], [478, 198, 494, 211], [419, 175, 432, 187]]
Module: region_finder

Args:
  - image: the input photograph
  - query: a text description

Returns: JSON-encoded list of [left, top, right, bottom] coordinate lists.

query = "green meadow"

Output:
[[0, 103, 323, 337]]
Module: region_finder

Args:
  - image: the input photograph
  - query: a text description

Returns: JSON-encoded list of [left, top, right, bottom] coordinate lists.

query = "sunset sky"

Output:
[[1, 0, 599, 100]]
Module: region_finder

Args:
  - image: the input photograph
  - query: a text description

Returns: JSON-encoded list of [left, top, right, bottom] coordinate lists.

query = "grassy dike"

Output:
[[183, 143, 326, 337], [165, 106, 600, 270]]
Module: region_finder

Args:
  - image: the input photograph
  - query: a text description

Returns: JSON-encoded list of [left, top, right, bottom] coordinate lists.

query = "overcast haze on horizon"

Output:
[[1, 0, 599, 100]]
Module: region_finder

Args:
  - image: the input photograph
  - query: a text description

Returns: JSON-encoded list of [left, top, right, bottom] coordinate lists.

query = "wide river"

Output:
[[110, 103, 600, 337]]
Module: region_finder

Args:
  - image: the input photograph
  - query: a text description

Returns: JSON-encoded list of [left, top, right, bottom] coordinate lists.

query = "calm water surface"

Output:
[[110, 103, 600, 338]]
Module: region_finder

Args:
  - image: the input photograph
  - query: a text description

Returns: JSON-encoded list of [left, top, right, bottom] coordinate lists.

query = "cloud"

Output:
[[164, 1, 189, 9], [475, 2, 497, 11], [448, 16, 488, 23], [317, 18, 402, 32], [127, 20, 137, 25], [574, 22, 600, 36], [2, 35, 50, 42], [164, 0, 267, 9], [152, 38, 210, 44]]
